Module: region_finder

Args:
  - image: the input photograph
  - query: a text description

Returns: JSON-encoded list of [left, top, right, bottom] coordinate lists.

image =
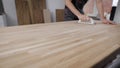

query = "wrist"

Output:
[[101, 17, 106, 21], [77, 14, 84, 19]]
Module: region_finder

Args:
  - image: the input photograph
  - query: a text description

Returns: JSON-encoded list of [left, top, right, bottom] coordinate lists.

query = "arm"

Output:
[[96, 0, 114, 24], [65, 0, 82, 17], [65, 0, 90, 21], [96, 0, 105, 20]]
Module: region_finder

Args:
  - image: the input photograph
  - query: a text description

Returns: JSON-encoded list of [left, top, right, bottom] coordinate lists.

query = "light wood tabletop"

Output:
[[0, 21, 120, 68]]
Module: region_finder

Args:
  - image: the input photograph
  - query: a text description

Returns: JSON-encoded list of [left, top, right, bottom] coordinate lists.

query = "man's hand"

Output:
[[77, 15, 90, 21], [102, 19, 116, 25]]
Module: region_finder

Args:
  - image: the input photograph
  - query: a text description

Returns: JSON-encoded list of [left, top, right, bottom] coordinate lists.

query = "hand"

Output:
[[77, 15, 90, 21], [102, 19, 116, 25]]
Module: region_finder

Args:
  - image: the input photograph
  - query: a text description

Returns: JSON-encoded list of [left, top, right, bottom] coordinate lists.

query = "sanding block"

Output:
[[78, 18, 96, 25]]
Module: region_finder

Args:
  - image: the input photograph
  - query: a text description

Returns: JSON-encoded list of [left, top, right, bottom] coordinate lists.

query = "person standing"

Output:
[[64, 0, 114, 24]]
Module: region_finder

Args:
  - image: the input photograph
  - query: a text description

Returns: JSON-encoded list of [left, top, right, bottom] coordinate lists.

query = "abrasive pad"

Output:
[[78, 18, 96, 25]]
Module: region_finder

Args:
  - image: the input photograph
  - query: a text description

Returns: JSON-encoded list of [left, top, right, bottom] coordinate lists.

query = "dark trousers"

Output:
[[110, 7, 117, 21]]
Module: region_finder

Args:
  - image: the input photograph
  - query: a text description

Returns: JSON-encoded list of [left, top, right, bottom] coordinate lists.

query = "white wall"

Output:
[[2, 0, 18, 26], [46, 0, 65, 22]]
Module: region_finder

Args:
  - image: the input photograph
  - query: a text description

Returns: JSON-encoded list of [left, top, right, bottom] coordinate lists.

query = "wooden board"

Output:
[[0, 21, 120, 68], [15, 0, 46, 25], [43, 9, 51, 23], [27, 0, 46, 24], [56, 9, 64, 22], [15, 0, 31, 25]]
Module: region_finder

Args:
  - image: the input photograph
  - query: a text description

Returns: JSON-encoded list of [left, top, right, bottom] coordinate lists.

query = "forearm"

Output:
[[96, 0, 106, 20], [65, 0, 83, 17]]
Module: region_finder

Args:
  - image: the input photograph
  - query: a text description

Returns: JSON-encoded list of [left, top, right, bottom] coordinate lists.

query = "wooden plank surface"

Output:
[[15, 0, 46, 25], [28, 0, 46, 24], [15, 0, 32, 25], [56, 9, 64, 22], [43, 9, 51, 23], [0, 21, 120, 68]]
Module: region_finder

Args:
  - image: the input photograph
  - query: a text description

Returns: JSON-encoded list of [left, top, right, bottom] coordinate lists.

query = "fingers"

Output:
[[106, 20, 115, 25], [109, 21, 116, 25], [84, 16, 90, 21], [104, 21, 111, 24], [102, 20, 116, 25], [78, 15, 90, 21]]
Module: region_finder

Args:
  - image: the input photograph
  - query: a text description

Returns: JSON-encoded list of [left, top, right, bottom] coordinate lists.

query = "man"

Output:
[[65, 0, 114, 24]]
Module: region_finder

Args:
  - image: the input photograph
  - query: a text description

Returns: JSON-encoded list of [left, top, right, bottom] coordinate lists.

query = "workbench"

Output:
[[0, 21, 120, 68]]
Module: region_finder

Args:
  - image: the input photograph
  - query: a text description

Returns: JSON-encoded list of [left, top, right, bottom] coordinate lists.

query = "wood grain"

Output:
[[28, 0, 46, 24], [0, 21, 120, 68], [56, 9, 64, 22], [15, 0, 46, 25], [43, 9, 51, 23], [15, 0, 32, 25]]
